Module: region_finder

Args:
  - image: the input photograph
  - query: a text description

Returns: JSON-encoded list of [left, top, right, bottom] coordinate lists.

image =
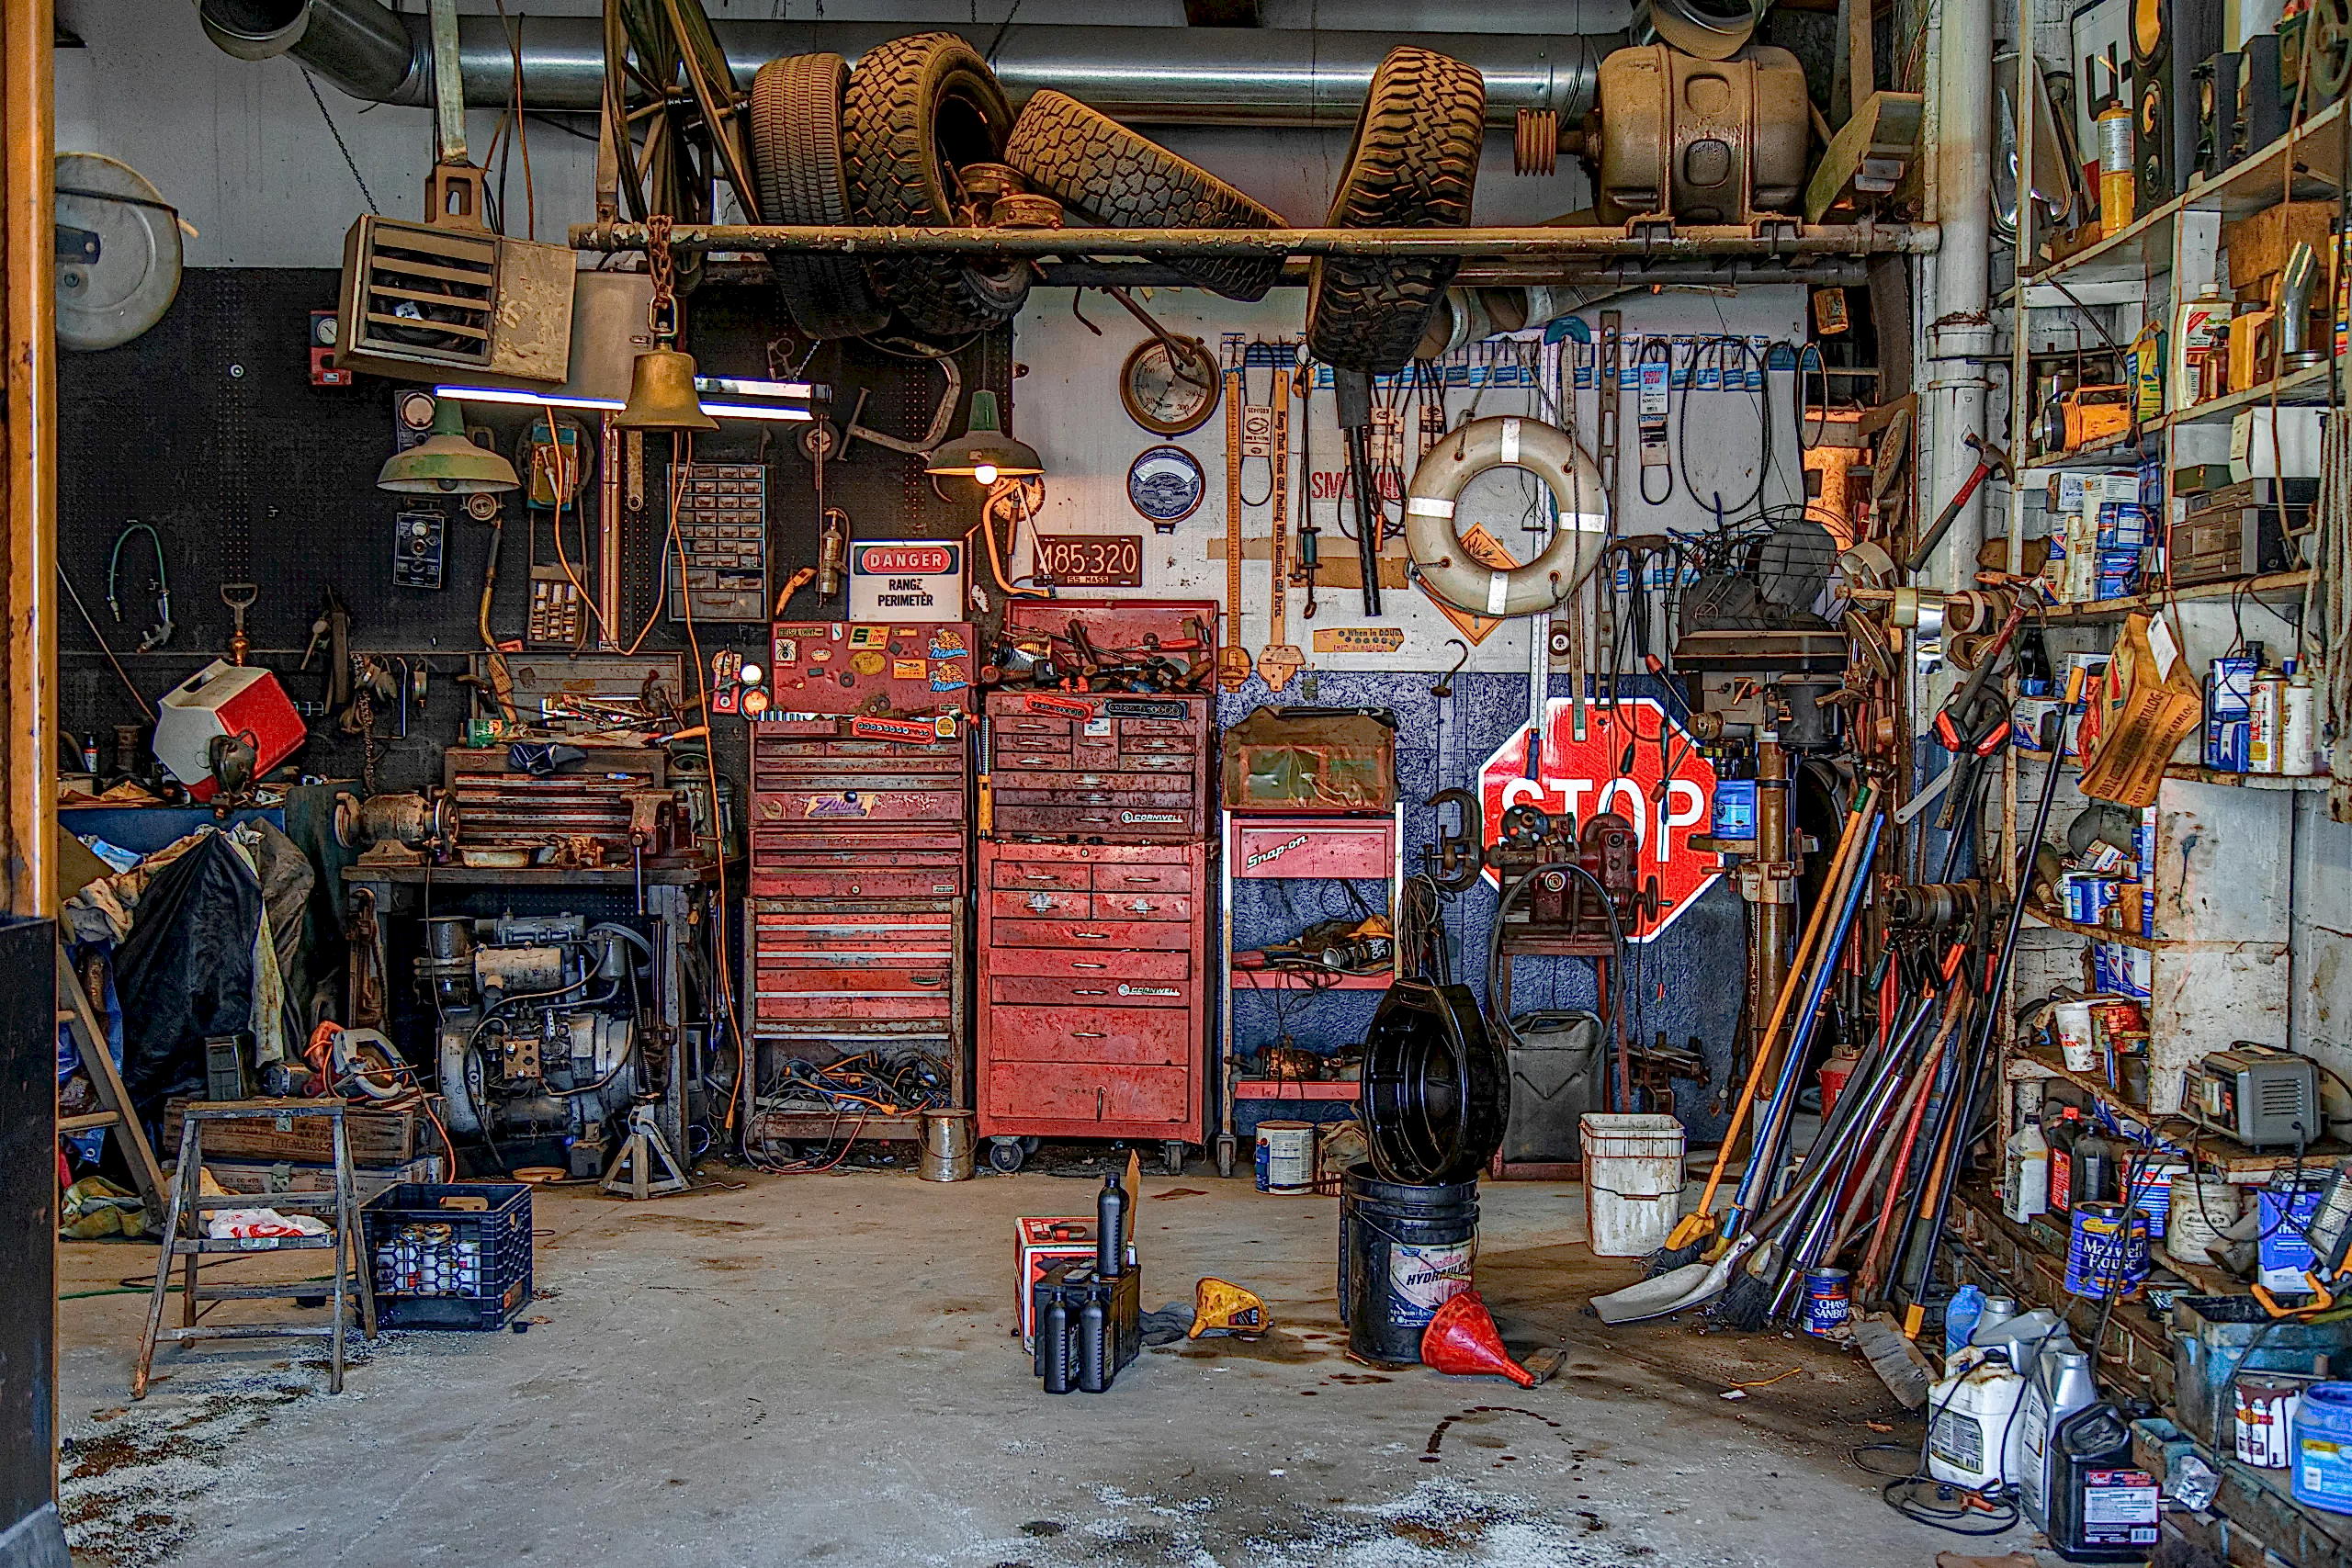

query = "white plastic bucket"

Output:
[[2052, 1001, 2098, 1072], [1580, 1113, 1687, 1257], [2167, 1177, 2242, 1267], [1255, 1122, 1316, 1194]]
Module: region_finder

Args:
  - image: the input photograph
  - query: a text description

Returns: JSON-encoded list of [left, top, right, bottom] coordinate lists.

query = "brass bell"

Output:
[[613, 346, 717, 433]]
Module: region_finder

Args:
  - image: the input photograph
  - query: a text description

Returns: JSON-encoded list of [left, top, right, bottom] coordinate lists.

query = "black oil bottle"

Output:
[[2046, 1403, 2155, 1562], [1040, 1295, 1073, 1394]]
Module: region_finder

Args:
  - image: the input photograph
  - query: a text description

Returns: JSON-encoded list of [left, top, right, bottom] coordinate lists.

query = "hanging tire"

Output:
[[1305, 47, 1485, 375], [749, 54, 893, 341], [842, 32, 1030, 337], [1005, 90, 1286, 301]]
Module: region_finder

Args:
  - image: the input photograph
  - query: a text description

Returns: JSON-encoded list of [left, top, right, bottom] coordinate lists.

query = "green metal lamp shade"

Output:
[[377, 399, 521, 494], [924, 390, 1042, 481]]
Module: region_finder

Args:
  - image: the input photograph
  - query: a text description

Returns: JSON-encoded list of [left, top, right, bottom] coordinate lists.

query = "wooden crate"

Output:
[[161, 1097, 437, 1167]]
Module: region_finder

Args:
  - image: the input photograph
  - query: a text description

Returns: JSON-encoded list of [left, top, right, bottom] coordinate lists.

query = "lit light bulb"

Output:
[[973, 462, 999, 486], [739, 662, 764, 686]]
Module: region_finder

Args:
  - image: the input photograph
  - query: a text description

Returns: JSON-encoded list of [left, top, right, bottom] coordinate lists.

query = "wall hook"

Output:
[[1430, 638, 1469, 699]]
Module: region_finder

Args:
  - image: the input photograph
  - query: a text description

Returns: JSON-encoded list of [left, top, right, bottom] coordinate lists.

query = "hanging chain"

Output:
[[647, 212, 678, 343]]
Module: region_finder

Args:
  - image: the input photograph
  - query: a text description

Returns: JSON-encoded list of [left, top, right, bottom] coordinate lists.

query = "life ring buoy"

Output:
[[1404, 415, 1610, 617]]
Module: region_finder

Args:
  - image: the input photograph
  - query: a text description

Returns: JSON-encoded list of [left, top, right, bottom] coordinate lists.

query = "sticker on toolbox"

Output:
[[1025, 693, 1093, 718], [774, 637, 797, 665], [852, 651, 888, 676], [892, 659, 925, 679], [850, 626, 889, 649], [929, 630, 968, 660], [805, 794, 874, 818], [1085, 716, 1114, 739], [930, 661, 969, 693]]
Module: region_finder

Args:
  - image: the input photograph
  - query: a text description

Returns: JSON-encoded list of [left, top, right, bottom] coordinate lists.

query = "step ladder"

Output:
[[132, 1100, 378, 1398], [56, 937, 165, 1218]]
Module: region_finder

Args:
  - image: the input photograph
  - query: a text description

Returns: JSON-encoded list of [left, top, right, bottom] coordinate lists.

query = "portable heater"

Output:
[[2190, 1044, 2321, 1148]]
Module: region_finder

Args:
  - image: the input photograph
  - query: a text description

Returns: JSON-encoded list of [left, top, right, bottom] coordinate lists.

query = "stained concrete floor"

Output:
[[51, 1161, 2030, 1567]]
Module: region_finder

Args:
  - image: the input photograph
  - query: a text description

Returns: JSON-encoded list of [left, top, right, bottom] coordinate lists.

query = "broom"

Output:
[[1646, 784, 1880, 1276]]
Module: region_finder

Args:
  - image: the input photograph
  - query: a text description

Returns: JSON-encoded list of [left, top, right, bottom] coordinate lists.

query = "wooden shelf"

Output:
[[2018, 444, 2149, 476], [2167, 362, 2338, 428], [2006, 1047, 2351, 1182], [1229, 958, 1392, 990], [2041, 569, 2312, 623], [2164, 764, 2330, 791], [2010, 100, 2347, 299], [1231, 1079, 1362, 1101], [2023, 906, 2164, 949]]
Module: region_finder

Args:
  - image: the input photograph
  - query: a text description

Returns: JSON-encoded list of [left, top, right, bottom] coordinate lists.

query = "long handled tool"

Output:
[[1654, 784, 1881, 1269], [1334, 367, 1383, 616]]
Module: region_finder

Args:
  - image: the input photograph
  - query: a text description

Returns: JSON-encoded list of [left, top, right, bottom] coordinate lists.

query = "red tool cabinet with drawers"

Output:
[[976, 598, 1219, 1177], [746, 620, 977, 1146], [977, 839, 1210, 1174]]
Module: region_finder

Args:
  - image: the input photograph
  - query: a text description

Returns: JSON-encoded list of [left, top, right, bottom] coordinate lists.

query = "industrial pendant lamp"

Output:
[[924, 391, 1042, 486], [377, 398, 520, 494], [613, 213, 718, 434]]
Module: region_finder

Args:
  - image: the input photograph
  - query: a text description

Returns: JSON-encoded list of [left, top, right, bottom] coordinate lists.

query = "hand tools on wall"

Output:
[[1259, 362, 1304, 692], [220, 581, 256, 666], [107, 522, 172, 651], [1334, 367, 1384, 617], [1905, 432, 2013, 577], [1218, 358, 1254, 689]]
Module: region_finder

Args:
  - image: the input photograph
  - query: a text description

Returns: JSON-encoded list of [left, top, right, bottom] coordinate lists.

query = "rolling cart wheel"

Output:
[[1215, 1134, 1237, 1179], [1162, 1141, 1186, 1176], [1022, 1136, 1041, 1155], [987, 1136, 1027, 1174]]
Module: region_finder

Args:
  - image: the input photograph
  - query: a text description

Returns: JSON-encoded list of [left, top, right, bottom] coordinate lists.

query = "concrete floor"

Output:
[[51, 1161, 2028, 1567]]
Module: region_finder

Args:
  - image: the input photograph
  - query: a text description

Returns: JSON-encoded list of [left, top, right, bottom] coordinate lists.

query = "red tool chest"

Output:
[[977, 598, 1220, 1175], [977, 840, 1210, 1173], [984, 691, 1214, 840], [746, 621, 976, 1142]]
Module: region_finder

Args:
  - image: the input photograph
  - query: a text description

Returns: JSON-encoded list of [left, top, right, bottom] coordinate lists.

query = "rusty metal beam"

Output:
[[2, 0, 56, 919], [571, 220, 1939, 261]]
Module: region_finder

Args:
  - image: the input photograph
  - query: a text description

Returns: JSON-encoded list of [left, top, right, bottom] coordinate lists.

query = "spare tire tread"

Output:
[[750, 54, 891, 340], [842, 31, 1029, 337], [1006, 89, 1286, 301], [1306, 47, 1485, 374]]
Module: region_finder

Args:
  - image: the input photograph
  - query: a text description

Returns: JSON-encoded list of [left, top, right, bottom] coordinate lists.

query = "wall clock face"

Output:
[[1120, 333, 1221, 436], [1128, 446, 1206, 526]]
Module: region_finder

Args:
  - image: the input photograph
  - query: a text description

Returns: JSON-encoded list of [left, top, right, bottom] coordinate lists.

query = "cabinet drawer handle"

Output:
[[1097, 1089, 1105, 1120], [1120, 874, 1162, 884], [1072, 931, 1110, 940], [1024, 873, 1059, 881], [1073, 1031, 1108, 1039], [1073, 987, 1108, 996], [1071, 962, 1107, 970], [912, 975, 944, 987]]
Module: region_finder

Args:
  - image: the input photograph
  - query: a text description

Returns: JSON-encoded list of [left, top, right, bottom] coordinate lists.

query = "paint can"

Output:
[[1801, 1267, 1852, 1337], [917, 1109, 975, 1182], [1337, 1164, 1476, 1363], [2166, 1177, 2241, 1267], [2064, 1201, 2151, 1298], [2236, 1375, 2310, 1469], [1255, 1122, 1317, 1194]]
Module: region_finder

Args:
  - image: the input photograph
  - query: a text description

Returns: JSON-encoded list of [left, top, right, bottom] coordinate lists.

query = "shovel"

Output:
[[1591, 1234, 1758, 1325]]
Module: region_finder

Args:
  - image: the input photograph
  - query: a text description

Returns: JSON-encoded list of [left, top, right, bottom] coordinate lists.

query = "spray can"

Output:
[[2283, 660, 2317, 776], [2098, 101, 2135, 236], [2250, 663, 2288, 773]]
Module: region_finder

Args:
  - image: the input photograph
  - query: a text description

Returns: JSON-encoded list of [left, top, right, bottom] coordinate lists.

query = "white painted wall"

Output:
[[1010, 283, 1809, 672], [55, 0, 1623, 267]]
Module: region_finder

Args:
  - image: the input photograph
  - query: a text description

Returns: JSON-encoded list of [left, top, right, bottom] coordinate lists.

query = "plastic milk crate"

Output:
[[363, 1182, 534, 1330]]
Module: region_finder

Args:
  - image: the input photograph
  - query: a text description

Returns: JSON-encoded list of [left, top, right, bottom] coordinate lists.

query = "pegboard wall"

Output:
[[57, 268, 1012, 794]]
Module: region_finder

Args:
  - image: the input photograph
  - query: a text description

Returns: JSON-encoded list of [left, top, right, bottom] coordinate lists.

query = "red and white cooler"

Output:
[[153, 661, 307, 799]]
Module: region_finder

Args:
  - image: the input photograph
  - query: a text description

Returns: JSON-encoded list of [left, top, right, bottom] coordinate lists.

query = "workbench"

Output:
[[343, 859, 739, 1173]]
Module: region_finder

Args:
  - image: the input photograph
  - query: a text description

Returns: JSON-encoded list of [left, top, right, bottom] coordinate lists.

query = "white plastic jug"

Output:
[[2018, 1347, 2098, 1529], [1928, 1349, 2030, 1492]]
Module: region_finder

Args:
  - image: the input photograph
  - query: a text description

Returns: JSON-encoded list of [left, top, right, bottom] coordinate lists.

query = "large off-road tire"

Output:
[[1005, 90, 1287, 301], [1304, 47, 1485, 374], [750, 54, 893, 340], [842, 32, 1030, 337]]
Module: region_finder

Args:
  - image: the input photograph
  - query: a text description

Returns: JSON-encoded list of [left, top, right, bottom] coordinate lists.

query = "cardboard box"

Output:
[[1013, 1216, 1136, 1348], [2226, 200, 2336, 290]]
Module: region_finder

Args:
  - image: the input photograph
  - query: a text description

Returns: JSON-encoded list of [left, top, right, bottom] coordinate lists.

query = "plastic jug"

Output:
[[2018, 1348, 2099, 1530], [1928, 1348, 2030, 1492], [1945, 1283, 1987, 1357], [2047, 1403, 2156, 1560], [2048, 1108, 2084, 1214], [2006, 1117, 2052, 1222]]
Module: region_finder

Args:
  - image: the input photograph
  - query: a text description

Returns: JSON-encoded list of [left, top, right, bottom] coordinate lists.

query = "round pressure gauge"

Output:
[[1119, 333, 1221, 436]]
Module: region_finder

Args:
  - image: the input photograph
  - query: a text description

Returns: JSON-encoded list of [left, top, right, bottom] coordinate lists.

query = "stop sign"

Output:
[[1476, 696, 1722, 942]]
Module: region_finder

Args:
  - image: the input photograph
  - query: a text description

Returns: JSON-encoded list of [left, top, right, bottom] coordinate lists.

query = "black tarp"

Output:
[[117, 834, 262, 1121]]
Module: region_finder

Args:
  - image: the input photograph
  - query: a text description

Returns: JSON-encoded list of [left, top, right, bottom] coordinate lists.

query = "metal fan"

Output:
[[1754, 516, 1838, 616], [54, 153, 181, 352]]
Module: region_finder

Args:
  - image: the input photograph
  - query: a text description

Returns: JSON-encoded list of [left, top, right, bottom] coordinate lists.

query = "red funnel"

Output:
[[1420, 1291, 1535, 1387]]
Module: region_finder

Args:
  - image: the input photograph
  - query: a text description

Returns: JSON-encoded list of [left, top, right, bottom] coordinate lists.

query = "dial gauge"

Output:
[[1119, 333, 1221, 436]]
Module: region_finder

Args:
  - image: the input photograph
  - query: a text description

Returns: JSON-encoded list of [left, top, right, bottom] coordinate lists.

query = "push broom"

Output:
[[1648, 783, 1880, 1274]]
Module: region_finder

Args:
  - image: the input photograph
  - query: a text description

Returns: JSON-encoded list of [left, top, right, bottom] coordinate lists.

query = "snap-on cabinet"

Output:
[[984, 690, 1215, 841], [745, 620, 978, 1145], [977, 840, 1210, 1174]]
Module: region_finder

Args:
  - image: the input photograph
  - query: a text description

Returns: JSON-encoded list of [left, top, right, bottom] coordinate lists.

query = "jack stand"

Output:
[[602, 1103, 690, 1199]]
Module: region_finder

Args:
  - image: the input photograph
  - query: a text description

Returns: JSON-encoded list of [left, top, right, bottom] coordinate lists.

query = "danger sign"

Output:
[[1476, 696, 1722, 942]]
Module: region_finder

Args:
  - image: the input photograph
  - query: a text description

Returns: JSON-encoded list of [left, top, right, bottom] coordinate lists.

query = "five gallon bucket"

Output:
[[1256, 1122, 1316, 1194], [918, 1110, 975, 1182], [1337, 1163, 1477, 1364], [1579, 1113, 1686, 1257]]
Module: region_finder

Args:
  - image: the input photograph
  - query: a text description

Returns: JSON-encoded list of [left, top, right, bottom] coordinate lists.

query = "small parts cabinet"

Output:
[[977, 840, 1211, 1176], [745, 620, 976, 1149]]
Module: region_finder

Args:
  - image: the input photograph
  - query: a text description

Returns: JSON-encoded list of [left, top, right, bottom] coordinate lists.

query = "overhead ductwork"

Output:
[[196, 0, 1626, 127]]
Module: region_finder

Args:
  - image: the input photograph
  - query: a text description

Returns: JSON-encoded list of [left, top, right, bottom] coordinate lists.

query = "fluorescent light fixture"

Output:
[[436, 383, 819, 423]]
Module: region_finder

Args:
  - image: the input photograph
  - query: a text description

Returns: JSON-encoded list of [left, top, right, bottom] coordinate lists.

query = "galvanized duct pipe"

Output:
[[196, 0, 1624, 126], [1921, 0, 1996, 589]]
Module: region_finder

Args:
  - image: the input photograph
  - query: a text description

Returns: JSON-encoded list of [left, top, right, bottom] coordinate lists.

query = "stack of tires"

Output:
[[748, 35, 1487, 367]]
